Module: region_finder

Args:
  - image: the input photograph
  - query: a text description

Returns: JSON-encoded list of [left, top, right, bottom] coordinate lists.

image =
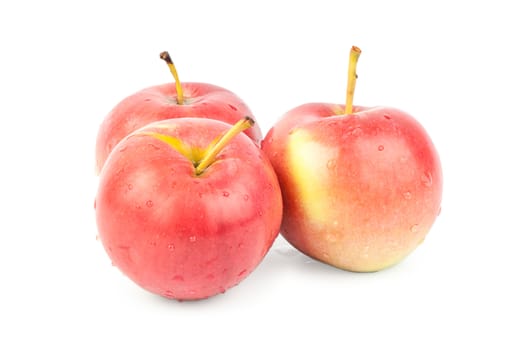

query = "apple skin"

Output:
[[95, 118, 282, 300], [95, 82, 263, 174], [262, 103, 442, 272]]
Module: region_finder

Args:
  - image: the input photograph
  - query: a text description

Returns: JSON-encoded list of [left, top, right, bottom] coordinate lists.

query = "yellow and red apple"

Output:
[[262, 47, 442, 272], [95, 51, 262, 174], [95, 117, 282, 300]]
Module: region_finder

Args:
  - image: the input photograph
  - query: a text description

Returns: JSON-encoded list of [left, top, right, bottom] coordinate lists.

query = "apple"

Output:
[[262, 46, 442, 272], [95, 51, 263, 174], [95, 117, 282, 300]]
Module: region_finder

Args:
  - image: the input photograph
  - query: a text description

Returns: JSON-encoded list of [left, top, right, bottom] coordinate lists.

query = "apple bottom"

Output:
[[106, 212, 273, 300], [282, 215, 434, 272]]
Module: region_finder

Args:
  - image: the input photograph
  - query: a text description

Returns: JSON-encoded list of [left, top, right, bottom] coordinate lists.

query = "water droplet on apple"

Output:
[[378, 145, 384, 151], [189, 235, 197, 243], [222, 191, 230, 197], [383, 114, 391, 120], [237, 269, 247, 278], [127, 184, 133, 191], [403, 191, 412, 200], [410, 224, 419, 233], [421, 171, 433, 187], [167, 243, 175, 251], [327, 159, 337, 170], [172, 275, 184, 282], [327, 120, 340, 128], [243, 194, 249, 201], [350, 127, 363, 136], [228, 104, 238, 111], [146, 200, 153, 208], [163, 290, 175, 298]]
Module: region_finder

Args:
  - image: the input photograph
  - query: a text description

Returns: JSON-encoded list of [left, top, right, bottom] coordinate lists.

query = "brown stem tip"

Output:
[[159, 51, 173, 65]]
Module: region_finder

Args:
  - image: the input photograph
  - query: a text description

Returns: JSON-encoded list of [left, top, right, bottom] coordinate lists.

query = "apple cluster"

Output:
[[94, 48, 442, 301]]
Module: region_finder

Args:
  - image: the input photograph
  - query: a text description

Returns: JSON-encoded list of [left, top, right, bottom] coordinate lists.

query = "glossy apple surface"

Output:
[[95, 82, 263, 174], [262, 103, 442, 272], [95, 118, 282, 300]]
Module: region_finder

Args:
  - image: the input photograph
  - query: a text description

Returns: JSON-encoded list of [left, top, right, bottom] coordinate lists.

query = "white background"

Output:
[[1, 1, 521, 349]]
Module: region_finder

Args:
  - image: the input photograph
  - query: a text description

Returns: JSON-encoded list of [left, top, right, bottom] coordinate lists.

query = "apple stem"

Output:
[[345, 46, 361, 115], [160, 51, 184, 104], [195, 117, 255, 175]]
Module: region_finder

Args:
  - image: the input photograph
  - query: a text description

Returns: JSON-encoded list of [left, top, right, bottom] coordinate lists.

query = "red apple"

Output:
[[262, 46, 442, 272], [95, 51, 263, 174], [95, 117, 282, 300]]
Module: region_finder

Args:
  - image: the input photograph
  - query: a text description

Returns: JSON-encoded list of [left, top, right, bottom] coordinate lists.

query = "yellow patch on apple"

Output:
[[136, 131, 206, 164], [287, 129, 337, 223]]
